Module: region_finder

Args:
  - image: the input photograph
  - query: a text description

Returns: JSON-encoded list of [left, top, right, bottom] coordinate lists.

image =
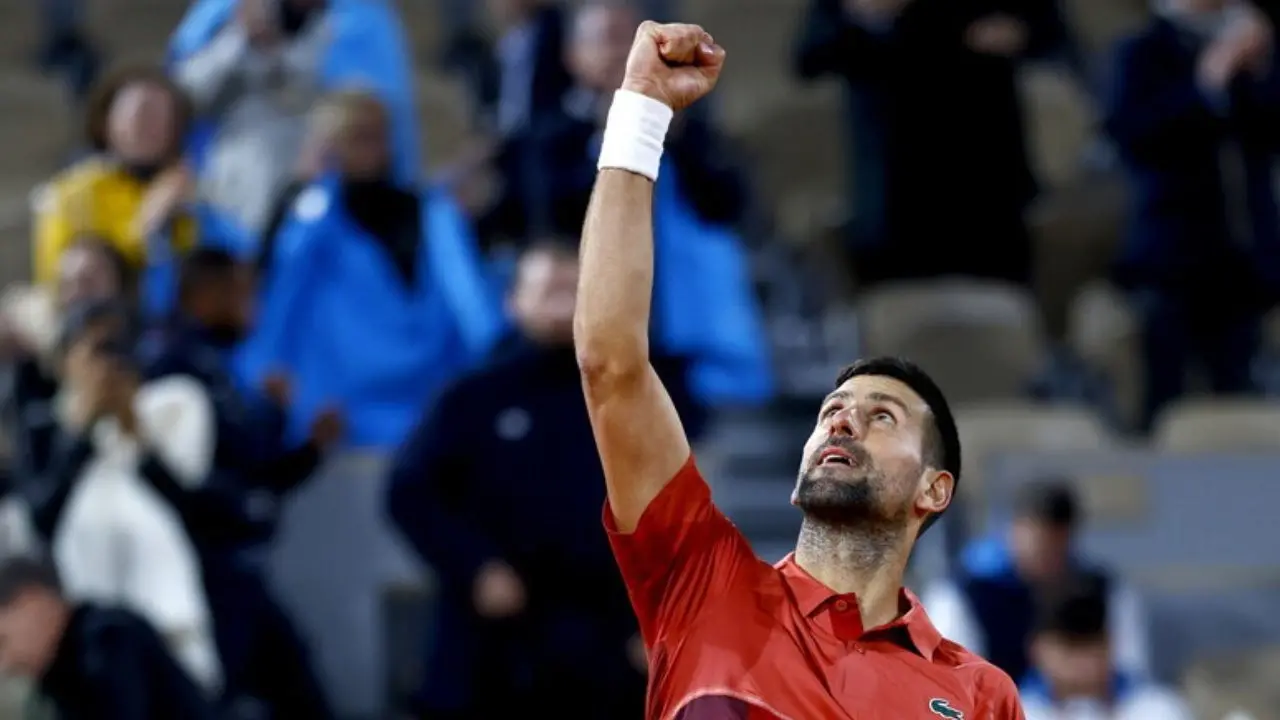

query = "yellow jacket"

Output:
[[32, 158, 197, 284]]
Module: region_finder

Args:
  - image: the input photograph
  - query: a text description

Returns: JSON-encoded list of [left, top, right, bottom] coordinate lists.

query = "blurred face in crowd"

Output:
[[1031, 632, 1111, 699], [107, 80, 178, 167], [1010, 516, 1073, 583], [190, 264, 256, 345], [334, 99, 391, 182], [509, 244, 579, 345], [56, 242, 123, 312], [569, 3, 639, 93], [792, 375, 949, 535], [0, 590, 66, 679]]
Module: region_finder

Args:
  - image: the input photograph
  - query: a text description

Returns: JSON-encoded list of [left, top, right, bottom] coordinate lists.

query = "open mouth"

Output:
[[818, 448, 855, 467]]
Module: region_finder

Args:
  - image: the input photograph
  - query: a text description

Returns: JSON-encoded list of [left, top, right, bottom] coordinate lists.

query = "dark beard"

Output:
[[795, 439, 909, 528]]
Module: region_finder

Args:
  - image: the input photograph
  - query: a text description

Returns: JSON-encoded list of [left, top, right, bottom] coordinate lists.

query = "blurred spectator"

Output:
[[0, 555, 218, 719], [139, 248, 337, 719], [1020, 574, 1194, 719], [923, 481, 1149, 684], [238, 88, 502, 449], [488, 0, 747, 240], [387, 241, 698, 718], [170, 0, 421, 185], [23, 300, 222, 692], [32, 66, 249, 318], [36, 0, 101, 103], [794, 0, 1068, 286], [172, 0, 329, 234], [1103, 0, 1280, 429], [482, 0, 770, 406]]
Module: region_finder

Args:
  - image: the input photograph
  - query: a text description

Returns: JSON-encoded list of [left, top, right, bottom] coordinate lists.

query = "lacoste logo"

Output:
[[929, 698, 964, 719]]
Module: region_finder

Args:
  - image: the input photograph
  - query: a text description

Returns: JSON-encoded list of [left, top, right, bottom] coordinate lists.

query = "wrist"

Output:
[[597, 88, 675, 182], [619, 78, 671, 109]]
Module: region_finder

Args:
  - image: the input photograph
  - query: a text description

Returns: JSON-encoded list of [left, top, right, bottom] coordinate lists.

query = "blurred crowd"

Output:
[[0, 0, 1274, 718]]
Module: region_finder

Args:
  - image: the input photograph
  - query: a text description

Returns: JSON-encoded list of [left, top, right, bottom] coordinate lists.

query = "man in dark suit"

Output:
[[387, 240, 705, 719]]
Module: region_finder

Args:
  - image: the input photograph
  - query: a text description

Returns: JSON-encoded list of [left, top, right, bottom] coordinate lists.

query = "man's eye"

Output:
[[821, 406, 840, 420], [872, 410, 896, 424]]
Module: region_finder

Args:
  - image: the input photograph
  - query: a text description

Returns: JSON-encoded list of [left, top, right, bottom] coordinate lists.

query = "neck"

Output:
[[794, 517, 911, 628]]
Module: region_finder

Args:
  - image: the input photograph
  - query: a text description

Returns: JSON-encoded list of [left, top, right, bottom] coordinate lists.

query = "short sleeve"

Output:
[[976, 664, 1026, 720], [604, 456, 757, 646]]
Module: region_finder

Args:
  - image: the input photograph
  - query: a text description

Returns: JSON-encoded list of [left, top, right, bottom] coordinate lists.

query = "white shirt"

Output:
[[922, 578, 1152, 679], [51, 376, 222, 693], [1021, 685, 1194, 720]]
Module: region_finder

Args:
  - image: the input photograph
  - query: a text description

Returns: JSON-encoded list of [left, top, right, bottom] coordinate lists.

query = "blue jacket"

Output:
[[236, 177, 502, 448], [169, 0, 420, 184]]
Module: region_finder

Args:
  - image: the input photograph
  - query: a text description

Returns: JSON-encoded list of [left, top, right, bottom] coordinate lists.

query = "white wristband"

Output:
[[597, 89, 674, 182]]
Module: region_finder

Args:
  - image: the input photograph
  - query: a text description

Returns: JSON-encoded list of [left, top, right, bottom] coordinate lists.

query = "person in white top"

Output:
[[33, 301, 222, 694], [1020, 575, 1193, 720]]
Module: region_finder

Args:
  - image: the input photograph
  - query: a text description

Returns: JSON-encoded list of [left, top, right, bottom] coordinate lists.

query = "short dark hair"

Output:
[[833, 356, 960, 534], [1015, 480, 1080, 527], [1034, 572, 1109, 641], [64, 235, 137, 299], [522, 236, 579, 261], [84, 64, 193, 162], [177, 247, 240, 306], [0, 556, 61, 607]]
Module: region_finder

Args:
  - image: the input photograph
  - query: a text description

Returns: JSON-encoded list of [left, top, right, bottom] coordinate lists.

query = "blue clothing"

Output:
[[1020, 669, 1138, 706], [955, 534, 1113, 684], [169, 0, 420, 184], [237, 177, 502, 448], [653, 157, 774, 406]]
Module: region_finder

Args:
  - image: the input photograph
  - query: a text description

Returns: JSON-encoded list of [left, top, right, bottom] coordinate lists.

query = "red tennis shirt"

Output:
[[605, 456, 1025, 720]]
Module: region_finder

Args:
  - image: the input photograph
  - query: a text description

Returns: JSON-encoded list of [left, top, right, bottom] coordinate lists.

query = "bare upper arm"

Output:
[[581, 362, 691, 533]]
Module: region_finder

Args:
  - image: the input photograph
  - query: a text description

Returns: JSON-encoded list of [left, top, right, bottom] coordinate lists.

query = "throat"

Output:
[[795, 517, 910, 627]]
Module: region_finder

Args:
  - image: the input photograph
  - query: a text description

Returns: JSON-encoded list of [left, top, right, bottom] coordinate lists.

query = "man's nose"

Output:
[[828, 407, 862, 439]]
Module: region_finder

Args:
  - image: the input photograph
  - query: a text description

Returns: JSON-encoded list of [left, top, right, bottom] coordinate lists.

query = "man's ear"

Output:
[[917, 469, 954, 516]]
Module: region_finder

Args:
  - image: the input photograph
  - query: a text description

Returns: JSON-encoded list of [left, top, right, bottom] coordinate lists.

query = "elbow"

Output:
[[574, 330, 649, 390]]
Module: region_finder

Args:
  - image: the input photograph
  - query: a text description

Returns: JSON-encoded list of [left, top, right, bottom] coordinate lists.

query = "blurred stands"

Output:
[[0, 0, 1278, 717]]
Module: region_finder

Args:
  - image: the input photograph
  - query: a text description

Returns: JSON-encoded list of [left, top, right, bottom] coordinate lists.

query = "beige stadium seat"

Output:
[[953, 401, 1115, 514], [1153, 399, 1280, 452], [1184, 645, 1280, 720], [1068, 280, 1143, 428], [856, 280, 1047, 405]]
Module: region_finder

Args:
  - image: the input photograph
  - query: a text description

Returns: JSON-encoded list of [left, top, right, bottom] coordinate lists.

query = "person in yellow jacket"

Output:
[[33, 66, 199, 287]]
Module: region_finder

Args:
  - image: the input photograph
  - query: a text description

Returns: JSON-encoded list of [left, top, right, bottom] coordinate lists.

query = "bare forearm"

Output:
[[573, 168, 656, 376]]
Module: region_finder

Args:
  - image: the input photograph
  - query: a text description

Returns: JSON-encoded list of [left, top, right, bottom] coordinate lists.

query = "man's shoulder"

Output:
[[938, 641, 1021, 699]]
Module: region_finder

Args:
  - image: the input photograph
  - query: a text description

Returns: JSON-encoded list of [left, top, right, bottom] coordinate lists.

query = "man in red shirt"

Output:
[[573, 19, 1026, 720]]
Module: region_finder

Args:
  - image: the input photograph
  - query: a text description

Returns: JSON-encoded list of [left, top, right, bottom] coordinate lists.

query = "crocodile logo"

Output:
[[929, 698, 964, 719]]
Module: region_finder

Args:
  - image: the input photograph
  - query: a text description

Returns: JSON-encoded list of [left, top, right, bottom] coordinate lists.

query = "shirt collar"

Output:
[[776, 553, 943, 660]]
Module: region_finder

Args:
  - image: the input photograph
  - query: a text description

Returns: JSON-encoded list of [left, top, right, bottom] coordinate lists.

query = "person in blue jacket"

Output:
[[237, 88, 502, 450]]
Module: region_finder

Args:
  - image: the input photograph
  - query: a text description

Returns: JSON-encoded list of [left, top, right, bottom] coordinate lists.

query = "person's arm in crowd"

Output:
[[31, 183, 76, 286], [15, 429, 94, 542], [1109, 581, 1151, 679], [172, 23, 253, 115], [919, 580, 987, 655], [385, 385, 504, 592], [794, 0, 896, 81], [1103, 36, 1220, 164]]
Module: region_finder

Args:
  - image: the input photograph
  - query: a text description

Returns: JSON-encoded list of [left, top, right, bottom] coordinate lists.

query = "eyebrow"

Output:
[[822, 389, 913, 416]]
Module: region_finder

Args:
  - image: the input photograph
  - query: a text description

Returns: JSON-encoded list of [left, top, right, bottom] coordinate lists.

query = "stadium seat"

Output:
[[1067, 280, 1143, 427], [856, 280, 1048, 405], [1152, 399, 1280, 452], [1184, 645, 1280, 720], [953, 401, 1115, 512]]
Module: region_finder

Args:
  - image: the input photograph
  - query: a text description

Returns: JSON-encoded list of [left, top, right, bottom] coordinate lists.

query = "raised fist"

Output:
[[621, 21, 725, 111]]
